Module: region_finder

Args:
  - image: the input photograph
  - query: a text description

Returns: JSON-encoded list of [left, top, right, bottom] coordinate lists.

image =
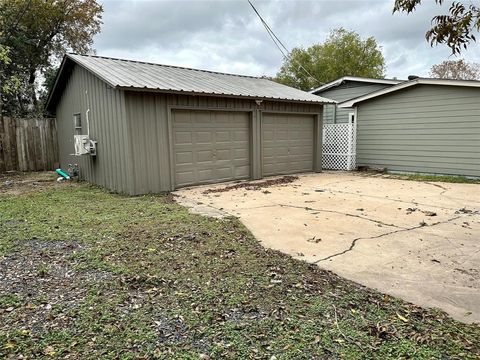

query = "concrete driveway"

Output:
[[174, 172, 480, 323]]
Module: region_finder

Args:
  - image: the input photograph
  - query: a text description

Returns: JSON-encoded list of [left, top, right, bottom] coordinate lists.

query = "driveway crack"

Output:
[[313, 214, 470, 263], [318, 188, 474, 211], [277, 203, 404, 229]]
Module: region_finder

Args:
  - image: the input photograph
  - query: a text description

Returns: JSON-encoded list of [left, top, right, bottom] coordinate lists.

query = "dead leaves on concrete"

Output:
[[202, 176, 298, 194]]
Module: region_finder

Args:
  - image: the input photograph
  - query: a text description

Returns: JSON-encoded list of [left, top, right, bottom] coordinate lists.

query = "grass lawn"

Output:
[[0, 173, 479, 359], [400, 174, 480, 184], [360, 170, 480, 184]]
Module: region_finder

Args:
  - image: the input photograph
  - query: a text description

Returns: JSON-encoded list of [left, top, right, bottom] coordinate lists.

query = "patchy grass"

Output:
[[0, 173, 479, 359], [398, 173, 480, 184], [358, 169, 480, 184]]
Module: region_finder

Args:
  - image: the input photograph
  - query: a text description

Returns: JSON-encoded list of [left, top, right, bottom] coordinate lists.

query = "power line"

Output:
[[247, 1, 288, 58], [247, 0, 321, 86]]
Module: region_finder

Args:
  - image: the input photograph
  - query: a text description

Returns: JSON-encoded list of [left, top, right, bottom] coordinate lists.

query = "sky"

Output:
[[93, 0, 480, 80]]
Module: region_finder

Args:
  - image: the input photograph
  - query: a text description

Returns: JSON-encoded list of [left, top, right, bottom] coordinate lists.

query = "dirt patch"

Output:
[[202, 175, 298, 194], [0, 171, 59, 195], [164, 192, 177, 204], [0, 239, 114, 336]]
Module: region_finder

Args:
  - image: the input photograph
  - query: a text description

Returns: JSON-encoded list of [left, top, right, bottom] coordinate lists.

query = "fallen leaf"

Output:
[[44, 345, 56, 356], [4, 342, 15, 350], [396, 312, 409, 323]]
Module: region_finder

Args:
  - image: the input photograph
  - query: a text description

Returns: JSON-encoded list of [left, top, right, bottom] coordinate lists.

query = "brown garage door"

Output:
[[172, 110, 250, 188], [262, 113, 314, 176]]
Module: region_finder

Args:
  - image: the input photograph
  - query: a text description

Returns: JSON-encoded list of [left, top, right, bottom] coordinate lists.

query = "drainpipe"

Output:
[[86, 108, 90, 138]]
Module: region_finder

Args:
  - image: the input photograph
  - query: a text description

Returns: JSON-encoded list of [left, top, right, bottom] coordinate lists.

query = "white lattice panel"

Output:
[[322, 123, 356, 170]]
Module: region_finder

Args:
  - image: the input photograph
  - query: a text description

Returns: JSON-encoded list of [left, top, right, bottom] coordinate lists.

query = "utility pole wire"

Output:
[[247, 0, 321, 86]]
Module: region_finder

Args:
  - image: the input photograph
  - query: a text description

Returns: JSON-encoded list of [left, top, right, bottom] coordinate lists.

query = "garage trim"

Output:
[[167, 105, 255, 189]]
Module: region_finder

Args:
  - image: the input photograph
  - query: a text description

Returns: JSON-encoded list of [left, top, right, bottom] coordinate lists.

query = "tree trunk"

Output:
[[28, 69, 38, 111]]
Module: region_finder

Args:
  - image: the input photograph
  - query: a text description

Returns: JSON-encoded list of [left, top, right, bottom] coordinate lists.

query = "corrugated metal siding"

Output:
[[356, 84, 480, 177], [319, 82, 393, 124], [56, 65, 132, 192], [125, 92, 323, 194]]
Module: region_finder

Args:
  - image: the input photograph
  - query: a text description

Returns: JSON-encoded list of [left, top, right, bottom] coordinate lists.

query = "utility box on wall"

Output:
[[74, 135, 90, 156]]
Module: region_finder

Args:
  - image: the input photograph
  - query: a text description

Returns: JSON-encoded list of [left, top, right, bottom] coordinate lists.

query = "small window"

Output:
[[74, 113, 82, 130], [348, 112, 355, 124]]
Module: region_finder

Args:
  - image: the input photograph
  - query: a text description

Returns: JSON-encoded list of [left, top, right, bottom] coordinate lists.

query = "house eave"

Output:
[[338, 78, 480, 108], [310, 76, 402, 94]]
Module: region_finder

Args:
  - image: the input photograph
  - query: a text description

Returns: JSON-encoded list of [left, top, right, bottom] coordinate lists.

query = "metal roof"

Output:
[[47, 54, 333, 108], [310, 76, 402, 94], [338, 77, 480, 108]]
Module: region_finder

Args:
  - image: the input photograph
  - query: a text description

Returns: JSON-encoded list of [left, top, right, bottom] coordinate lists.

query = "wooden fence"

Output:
[[0, 117, 58, 172]]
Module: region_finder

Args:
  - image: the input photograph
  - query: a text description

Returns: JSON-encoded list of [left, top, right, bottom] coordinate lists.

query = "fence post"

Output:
[[346, 122, 353, 170]]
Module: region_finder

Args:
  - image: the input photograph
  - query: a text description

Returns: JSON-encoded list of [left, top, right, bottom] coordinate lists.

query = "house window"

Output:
[[74, 113, 82, 133], [348, 112, 355, 124]]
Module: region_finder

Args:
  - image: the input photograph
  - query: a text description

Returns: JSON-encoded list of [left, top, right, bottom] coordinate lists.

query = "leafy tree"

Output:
[[38, 65, 59, 106], [393, 0, 480, 54], [275, 28, 386, 91], [0, 43, 21, 114], [429, 59, 480, 79], [0, 0, 103, 116], [0, 44, 20, 94]]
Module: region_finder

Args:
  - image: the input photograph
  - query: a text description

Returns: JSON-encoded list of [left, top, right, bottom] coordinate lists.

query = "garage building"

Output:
[[46, 54, 333, 194]]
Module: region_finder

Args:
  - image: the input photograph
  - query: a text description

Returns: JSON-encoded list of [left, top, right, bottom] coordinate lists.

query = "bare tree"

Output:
[[429, 59, 480, 80]]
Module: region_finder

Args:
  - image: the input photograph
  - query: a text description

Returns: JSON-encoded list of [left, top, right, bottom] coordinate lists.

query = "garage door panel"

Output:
[[198, 169, 214, 181], [175, 152, 193, 165], [290, 145, 313, 156], [214, 130, 228, 139], [174, 131, 192, 144], [234, 148, 249, 159], [233, 131, 249, 141], [263, 131, 274, 141], [173, 110, 250, 188], [176, 171, 194, 185], [173, 111, 190, 124], [196, 150, 213, 162], [216, 149, 231, 160], [234, 165, 250, 177], [262, 113, 314, 176], [196, 132, 212, 143], [276, 130, 289, 140]]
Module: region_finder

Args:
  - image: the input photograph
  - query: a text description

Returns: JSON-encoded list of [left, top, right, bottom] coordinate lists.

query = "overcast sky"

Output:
[[93, 0, 480, 80]]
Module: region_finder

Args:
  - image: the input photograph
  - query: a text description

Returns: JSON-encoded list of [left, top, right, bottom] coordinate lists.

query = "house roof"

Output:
[[46, 54, 334, 112], [338, 77, 480, 108], [310, 76, 402, 94]]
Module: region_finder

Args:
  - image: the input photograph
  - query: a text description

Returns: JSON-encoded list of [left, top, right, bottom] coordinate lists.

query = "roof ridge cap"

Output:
[[67, 53, 264, 80]]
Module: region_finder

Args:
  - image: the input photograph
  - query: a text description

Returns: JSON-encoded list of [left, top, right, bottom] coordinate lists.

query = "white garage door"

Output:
[[172, 110, 250, 188], [262, 113, 314, 176]]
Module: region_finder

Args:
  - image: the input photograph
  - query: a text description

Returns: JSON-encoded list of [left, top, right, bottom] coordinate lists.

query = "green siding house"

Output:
[[311, 77, 401, 124], [339, 78, 480, 178]]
